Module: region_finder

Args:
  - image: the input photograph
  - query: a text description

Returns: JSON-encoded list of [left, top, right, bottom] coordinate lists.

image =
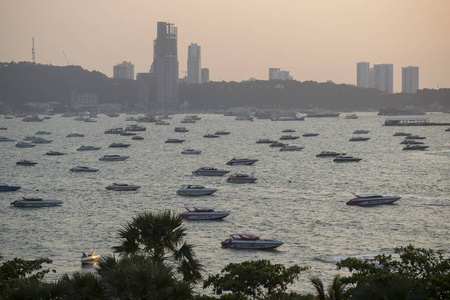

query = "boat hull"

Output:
[[192, 170, 230, 176], [346, 197, 400, 206], [221, 240, 283, 249], [0, 186, 21, 192], [176, 189, 217, 196], [181, 212, 229, 220], [11, 200, 63, 207]]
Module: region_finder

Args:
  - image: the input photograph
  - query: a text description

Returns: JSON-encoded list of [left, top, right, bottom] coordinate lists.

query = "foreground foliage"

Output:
[[203, 259, 310, 299]]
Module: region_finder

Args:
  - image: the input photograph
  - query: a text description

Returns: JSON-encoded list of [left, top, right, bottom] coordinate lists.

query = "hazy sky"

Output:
[[1, 0, 449, 92]]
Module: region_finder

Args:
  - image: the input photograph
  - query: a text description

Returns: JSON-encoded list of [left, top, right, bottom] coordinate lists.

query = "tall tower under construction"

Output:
[[152, 22, 179, 111]]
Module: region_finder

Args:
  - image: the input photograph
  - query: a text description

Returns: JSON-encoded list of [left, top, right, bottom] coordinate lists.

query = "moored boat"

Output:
[[0, 183, 21, 192], [165, 139, 185, 143], [402, 144, 429, 150], [99, 154, 130, 161], [15, 142, 37, 148], [226, 174, 257, 183], [349, 136, 370, 142], [226, 158, 258, 165], [181, 205, 229, 220], [11, 196, 63, 207], [181, 148, 202, 155], [176, 185, 217, 196], [109, 142, 131, 148], [105, 182, 141, 191], [333, 155, 362, 162], [280, 145, 304, 151], [347, 194, 400, 206], [45, 151, 66, 155], [16, 159, 38, 166], [77, 145, 101, 151], [316, 151, 346, 157], [221, 233, 283, 250], [192, 167, 230, 176], [70, 166, 99, 172]]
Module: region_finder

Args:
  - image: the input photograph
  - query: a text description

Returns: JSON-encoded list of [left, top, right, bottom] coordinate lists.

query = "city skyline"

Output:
[[1, 0, 449, 93]]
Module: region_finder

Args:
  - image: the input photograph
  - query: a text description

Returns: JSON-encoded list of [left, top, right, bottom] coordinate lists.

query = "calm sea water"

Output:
[[1, 112, 449, 293]]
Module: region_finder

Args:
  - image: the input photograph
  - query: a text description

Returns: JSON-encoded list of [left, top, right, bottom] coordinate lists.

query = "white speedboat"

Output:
[[226, 174, 257, 183], [215, 131, 230, 135], [347, 194, 401, 206], [353, 130, 370, 134], [181, 205, 230, 220], [109, 142, 131, 148], [269, 141, 286, 147], [176, 185, 218, 196], [11, 196, 63, 207], [45, 151, 66, 155], [15, 142, 37, 148], [345, 114, 358, 119], [165, 139, 185, 143], [81, 249, 101, 265], [333, 155, 362, 162], [279, 135, 299, 140], [35, 131, 52, 135], [0, 136, 16, 142], [66, 133, 85, 137], [105, 182, 141, 191], [349, 137, 370, 141], [77, 145, 101, 151], [221, 233, 283, 250], [192, 167, 230, 176], [16, 159, 38, 166], [204, 134, 220, 138], [125, 124, 146, 131], [99, 154, 130, 161], [279, 145, 304, 151], [174, 127, 189, 132], [30, 137, 52, 144], [181, 148, 202, 155], [402, 144, 429, 150], [256, 139, 274, 144], [302, 133, 319, 137], [226, 158, 258, 165], [70, 166, 99, 172], [316, 151, 346, 157]]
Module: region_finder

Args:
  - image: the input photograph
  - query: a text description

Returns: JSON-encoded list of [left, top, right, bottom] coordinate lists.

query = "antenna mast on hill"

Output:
[[32, 37, 36, 64], [62, 51, 71, 65]]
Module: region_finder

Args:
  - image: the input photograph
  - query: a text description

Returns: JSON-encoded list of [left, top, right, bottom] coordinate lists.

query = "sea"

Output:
[[1, 112, 449, 294]]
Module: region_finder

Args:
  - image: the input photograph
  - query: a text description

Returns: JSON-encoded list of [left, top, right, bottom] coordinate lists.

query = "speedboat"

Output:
[[192, 167, 230, 176], [109, 142, 131, 148], [333, 155, 362, 162], [11, 196, 63, 207], [402, 144, 429, 150], [0, 183, 21, 192], [226, 174, 257, 183], [16, 159, 38, 166], [203, 134, 220, 138], [30, 137, 52, 144], [180, 118, 196, 123], [181, 205, 230, 220], [349, 137, 370, 141], [45, 151, 66, 155], [105, 182, 141, 191], [215, 131, 230, 135], [316, 151, 346, 157], [347, 194, 401, 206], [120, 131, 136, 136], [155, 120, 170, 125], [405, 135, 426, 140], [345, 114, 358, 119], [393, 132, 412, 136], [235, 115, 254, 121], [15, 142, 37, 148], [400, 140, 424, 145], [269, 141, 286, 147], [181, 148, 202, 155], [104, 128, 124, 134], [279, 135, 299, 140], [99, 154, 130, 161], [226, 158, 258, 165], [282, 129, 296, 132], [0, 136, 16, 142], [280, 145, 304, 151], [165, 139, 185, 143], [302, 133, 319, 137], [125, 124, 146, 131], [70, 166, 99, 172], [174, 127, 189, 132], [132, 135, 144, 140], [77, 145, 101, 151], [81, 249, 101, 265], [66, 133, 85, 137], [256, 139, 274, 144], [35, 131, 52, 135], [353, 130, 370, 134], [176, 185, 218, 196], [221, 233, 283, 250]]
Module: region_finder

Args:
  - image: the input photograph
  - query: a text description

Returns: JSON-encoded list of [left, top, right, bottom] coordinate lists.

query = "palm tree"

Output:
[[112, 210, 204, 285], [310, 275, 347, 300], [56, 271, 103, 299], [97, 254, 193, 299]]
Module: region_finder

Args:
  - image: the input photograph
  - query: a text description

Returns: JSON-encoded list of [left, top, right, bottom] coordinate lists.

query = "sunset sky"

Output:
[[1, 0, 449, 92]]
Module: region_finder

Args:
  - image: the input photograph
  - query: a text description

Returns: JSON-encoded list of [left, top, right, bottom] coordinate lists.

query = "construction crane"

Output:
[[32, 37, 35, 63], [62, 51, 71, 65]]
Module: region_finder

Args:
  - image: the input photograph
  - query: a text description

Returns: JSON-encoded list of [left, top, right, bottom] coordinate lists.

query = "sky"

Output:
[[1, 0, 449, 93]]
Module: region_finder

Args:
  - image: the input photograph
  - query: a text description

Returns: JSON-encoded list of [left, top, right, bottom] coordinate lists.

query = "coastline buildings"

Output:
[[269, 68, 292, 80], [187, 43, 201, 84], [357, 62, 372, 88], [373, 64, 393, 94], [113, 61, 134, 80], [402, 66, 419, 94], [151, 22, 179, 110], [201, 68, 209, 83], [136, 72, 156, 110]]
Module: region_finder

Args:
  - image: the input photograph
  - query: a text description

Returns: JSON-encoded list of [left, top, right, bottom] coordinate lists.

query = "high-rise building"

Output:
[[373, 64, 393, 94], [113, 61, 134, 80], [269, 68, 292, 80], [201, 68, 210, 83], [152, 22, 179, 110], [402, 66, 419, 94], [187, 43, 201, 84], [357, 62, 370, 88], [136, 73, 156, 110]]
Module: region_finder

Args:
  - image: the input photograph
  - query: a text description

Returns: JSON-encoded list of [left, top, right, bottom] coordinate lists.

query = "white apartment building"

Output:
[[373, 64, 393, 94], [187, 43, 201, 84], [402, 66, 419, 94], [113, 61, 134, 80]]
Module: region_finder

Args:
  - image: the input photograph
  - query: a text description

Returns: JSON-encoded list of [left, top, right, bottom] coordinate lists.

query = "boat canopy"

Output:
[[230, 233, 260, 240], [184, 206, 214, 212]]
